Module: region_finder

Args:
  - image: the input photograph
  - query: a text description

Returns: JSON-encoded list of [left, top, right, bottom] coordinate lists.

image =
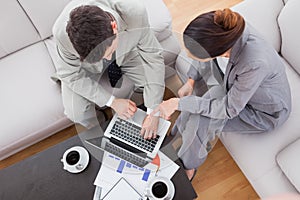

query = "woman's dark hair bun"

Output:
[[214, 8, 240, 30], [183, 8, 245, 58]]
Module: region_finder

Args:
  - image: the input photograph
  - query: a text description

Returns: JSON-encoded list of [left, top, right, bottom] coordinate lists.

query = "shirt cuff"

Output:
[[147, 108, 160, 116], [187, 64, 201, 81], [105, 96, 115, 107], [147, 108, 159, 117]]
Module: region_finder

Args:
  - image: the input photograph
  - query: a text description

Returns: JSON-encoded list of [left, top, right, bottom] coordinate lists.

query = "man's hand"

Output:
[[178, 78, 195, 97], [110, 98, 137, 119], [151, 98, 179, 120], [141, 115, 159, 139]]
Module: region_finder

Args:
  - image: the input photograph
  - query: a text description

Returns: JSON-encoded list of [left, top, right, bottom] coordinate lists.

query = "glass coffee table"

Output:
[[0, 125, 197, 200]]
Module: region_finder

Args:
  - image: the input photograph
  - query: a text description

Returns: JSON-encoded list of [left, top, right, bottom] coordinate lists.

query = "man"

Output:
[[52, 0, 165, 138]]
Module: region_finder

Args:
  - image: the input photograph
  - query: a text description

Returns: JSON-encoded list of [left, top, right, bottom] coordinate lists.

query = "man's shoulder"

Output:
[[110, 0, 146, 16]]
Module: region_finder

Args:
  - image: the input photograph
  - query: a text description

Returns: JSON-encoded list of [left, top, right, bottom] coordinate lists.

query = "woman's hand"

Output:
[[178, 78, 195, 97], [151, 98, 179, 120]]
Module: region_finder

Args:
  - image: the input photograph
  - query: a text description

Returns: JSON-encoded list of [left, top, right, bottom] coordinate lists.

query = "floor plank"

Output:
[[192, 141, 259, 199]]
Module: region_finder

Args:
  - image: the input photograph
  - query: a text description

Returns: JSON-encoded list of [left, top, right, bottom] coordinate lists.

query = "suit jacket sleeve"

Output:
[[114, 0, 165, 109], [138, 24, 165, 109], [178, 60, 267, 119], [187, 60, 202, 81]]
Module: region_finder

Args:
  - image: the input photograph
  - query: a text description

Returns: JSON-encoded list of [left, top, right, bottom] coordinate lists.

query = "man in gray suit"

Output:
[[52, 0, 165, 138]]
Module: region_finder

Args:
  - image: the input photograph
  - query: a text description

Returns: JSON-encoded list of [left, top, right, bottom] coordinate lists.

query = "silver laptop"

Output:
[[85, 108, 171, 167]]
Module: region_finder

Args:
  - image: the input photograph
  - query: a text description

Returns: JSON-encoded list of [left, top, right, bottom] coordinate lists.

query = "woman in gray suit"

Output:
[[153, 8, 291, 180]]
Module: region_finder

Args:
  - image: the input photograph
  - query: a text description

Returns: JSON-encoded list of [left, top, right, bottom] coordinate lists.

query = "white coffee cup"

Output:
[[145, 176, 175, 200], [61, 146, 89, 173]]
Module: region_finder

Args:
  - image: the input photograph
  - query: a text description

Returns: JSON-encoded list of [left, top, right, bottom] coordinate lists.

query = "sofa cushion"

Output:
[[0, 0, 40, 58], [143, 0, 173, 42], [278, 0, 300, 75], [0, 42, 72, 160], [220, 59, 300, 197], [18, 0, 71, 40], [231, 0, 283, 52], [0, 46, 6, 59], [276, 138, 300, 192]]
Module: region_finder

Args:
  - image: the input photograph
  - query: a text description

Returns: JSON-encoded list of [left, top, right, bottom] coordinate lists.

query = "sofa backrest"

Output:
[[0, 0, 40, 59], [0, 0, 70, 59], [278, 0, 300, 74], [231, 0, 284, 52], [18, 0, 71, 40], [232, 0, 300, 76], [1, 0, 173, 60]]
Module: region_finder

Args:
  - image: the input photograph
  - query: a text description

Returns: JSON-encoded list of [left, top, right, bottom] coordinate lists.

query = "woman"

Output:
[[152, 8, 291, 180]]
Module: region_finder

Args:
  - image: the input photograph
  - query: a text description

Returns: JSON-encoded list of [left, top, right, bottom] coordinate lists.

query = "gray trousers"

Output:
[[178, 107, 285, 170]]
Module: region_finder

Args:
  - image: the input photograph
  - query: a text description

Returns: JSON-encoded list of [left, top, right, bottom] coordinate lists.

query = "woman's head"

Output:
[[183, 8, 245, 61]]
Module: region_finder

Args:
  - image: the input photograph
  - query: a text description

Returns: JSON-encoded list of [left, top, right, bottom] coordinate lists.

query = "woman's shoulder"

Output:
[[235, 25, 281, 71]]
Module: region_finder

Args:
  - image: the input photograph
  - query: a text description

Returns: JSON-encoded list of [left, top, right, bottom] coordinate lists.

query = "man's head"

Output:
[[66, 5, 118, 63]]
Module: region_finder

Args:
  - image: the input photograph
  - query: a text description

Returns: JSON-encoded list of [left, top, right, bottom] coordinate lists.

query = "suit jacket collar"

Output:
[[81, 0, 127, 32], [104, 9, 127, 32], [224, 25, 250, 90]]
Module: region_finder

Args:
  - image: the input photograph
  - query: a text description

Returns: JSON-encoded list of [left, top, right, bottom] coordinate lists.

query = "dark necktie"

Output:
[[103, 53, 122, 88], [213, 58, 224, 80]]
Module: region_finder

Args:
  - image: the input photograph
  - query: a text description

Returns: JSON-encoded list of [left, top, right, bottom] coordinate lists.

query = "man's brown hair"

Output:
[[66, 5, 116, 63]]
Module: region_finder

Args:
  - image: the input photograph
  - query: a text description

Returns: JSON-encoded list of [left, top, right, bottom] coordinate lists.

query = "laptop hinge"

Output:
[[110, 137, 147, 158]]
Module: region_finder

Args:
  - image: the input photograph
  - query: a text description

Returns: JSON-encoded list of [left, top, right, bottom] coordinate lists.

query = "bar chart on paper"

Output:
[[108, 154, 152, 182]]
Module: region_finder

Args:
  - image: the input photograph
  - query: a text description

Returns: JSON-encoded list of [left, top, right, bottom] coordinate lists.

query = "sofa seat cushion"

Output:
[[220, 59, 300, 197], [277, 138, 300, 192], [278, 0, 300, 75], [231, 0, 283, 52], [0, 42, 72, 160]]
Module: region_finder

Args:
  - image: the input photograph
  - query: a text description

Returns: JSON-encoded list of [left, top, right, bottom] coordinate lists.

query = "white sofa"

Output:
[[219, 0, 300, 197], [0, 0, 180, 161]]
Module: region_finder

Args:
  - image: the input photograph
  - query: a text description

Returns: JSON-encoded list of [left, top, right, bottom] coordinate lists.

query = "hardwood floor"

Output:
[[192, 141, 259, 200], [164, 0, 243, 33], [0, 0, 260, 199]]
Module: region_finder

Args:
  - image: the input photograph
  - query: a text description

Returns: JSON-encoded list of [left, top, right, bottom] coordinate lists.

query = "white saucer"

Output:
[[145, 176, 175, 200]]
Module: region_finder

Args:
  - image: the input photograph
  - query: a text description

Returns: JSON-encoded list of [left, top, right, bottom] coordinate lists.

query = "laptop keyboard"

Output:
[[105, 141, 149, 167], [110, 118, 160, 153]]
